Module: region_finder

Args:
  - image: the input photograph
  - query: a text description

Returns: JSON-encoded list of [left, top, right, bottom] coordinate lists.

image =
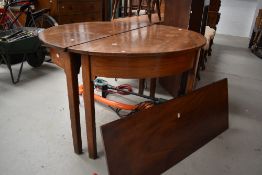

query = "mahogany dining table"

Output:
[[38, 15, 206, 159]]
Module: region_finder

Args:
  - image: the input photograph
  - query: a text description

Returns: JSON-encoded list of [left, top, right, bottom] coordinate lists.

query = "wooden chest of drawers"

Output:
[[36, 0, 104, 24]]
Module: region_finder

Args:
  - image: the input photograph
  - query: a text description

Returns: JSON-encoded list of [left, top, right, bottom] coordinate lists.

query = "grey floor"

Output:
[[0, 34, 262, 175]]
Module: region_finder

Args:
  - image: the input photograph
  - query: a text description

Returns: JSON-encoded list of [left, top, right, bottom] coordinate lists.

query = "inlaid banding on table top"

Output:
[[68, 25, 206, 56], [38, 15, 161, 50]]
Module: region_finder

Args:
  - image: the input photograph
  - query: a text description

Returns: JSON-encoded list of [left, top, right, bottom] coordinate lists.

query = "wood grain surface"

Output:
[[68, 25, 206, 56], [38, 16, 159, 50], [101, 79, 229, 175], [88, 51, 198, 79], [163, 0, 192, 28]]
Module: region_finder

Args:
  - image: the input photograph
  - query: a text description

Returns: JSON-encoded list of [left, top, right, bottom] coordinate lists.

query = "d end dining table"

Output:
[[38, 15, 206, 159]]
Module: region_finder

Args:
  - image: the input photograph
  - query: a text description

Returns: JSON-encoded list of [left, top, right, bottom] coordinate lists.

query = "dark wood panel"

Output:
[[101, 79, 229, 175], [89, 52, 196, 79], [209, 0, 221, 11], [163, 0, 192, 28], [189, 0, 210, 34], [160, 0, 195, 97], [208, 11, 221, 29], [158, 75, 182, 97]]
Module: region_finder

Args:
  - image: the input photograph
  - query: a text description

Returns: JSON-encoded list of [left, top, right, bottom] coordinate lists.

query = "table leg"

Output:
[[178, 72, 189, 96], [139, 79, 145, 95], [149, 78, 156, 98], [155, 0, 161, 21], [185, 50, 201, 93], [81, 55, 97, 159], [147, 0, 152, 22], [177, 50, 201, 95], [129, 0, 133, 17], [63, 53, 82, 154], [124, 0, 128, 17], [137, 0, 143, 15]]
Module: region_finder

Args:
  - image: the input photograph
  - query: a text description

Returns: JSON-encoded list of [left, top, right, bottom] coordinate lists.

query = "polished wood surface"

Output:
[[112, 13, 162, 100], [163, 0, 192, 28], [39, 17, 159, 50], [189, 0, 210, 33], [83, 51, 198, 79], [69, 25, 206, 56], [101, 79, 229, 175]]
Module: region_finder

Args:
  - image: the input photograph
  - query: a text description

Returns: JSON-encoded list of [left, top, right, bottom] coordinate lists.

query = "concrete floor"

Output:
[[0, 34, 262, 175]]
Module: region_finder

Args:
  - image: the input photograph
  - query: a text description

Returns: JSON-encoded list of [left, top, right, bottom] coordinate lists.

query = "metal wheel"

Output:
[[28, 13, 58, 63], [28, 13, 58, 28]]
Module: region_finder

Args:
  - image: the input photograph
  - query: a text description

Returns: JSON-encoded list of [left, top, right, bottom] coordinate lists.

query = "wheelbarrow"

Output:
[[0, 27, 45, 84]]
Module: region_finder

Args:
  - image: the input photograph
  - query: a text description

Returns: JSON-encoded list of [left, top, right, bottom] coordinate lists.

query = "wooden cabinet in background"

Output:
[[35, 0, 105, 24], [207, 0, 221, 30]]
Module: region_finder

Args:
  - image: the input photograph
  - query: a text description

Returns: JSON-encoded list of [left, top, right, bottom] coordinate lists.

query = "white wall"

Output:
[[217, 0, 257, 37]]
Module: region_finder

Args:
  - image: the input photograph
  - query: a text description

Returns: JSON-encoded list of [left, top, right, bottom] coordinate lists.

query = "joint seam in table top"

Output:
[[64, 22, 160, 52]]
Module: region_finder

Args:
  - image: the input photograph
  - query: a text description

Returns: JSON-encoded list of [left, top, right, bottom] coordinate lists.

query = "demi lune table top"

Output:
[[68, 25, 206, 56], [38, 14, 162, 50]]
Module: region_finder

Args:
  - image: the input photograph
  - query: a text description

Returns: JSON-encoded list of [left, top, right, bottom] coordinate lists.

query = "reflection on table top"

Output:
[[68, 25, 206, 57], [38, 14, 162, 50]]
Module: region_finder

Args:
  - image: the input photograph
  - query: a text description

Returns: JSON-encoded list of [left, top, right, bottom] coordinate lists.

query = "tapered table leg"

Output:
[[81, 55, 97, 159], [155, 0, 161, 21], [150, 78, 156, 98], [147, 0, 152, 22], [129, 0, 133, 16], [139, 79, 145, 95], [63, 53, 82, 154]]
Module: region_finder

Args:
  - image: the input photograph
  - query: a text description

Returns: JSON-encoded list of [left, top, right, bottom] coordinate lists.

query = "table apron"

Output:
[[88, 51, 199, 79]]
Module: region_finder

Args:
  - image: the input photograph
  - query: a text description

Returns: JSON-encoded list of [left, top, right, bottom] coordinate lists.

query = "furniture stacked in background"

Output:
[[190, 0, 220, 79], [111, 0, 143, 18], [111, 0, 148, 17], [198, 0, 220, 73], [249, 9, 262, 58], [200, 26, 216, 71], [35, 0, 111, 24], [207, 0, 221, 56], [112, 0, 161, 21]]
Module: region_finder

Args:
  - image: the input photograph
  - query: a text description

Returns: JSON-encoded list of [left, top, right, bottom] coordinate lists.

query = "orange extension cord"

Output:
[[79, 84, 137, 111]]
